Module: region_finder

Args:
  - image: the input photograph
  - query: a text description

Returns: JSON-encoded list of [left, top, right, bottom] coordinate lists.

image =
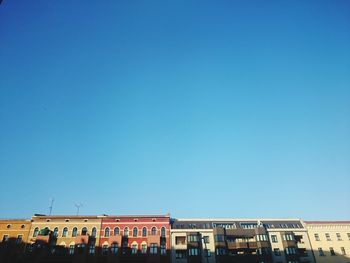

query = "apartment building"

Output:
[[262, 219, 315, 263], [171, 219, 216, 263], [305, 221, 350, 263], [0, 219, 31, 262], [99, 214, 171, 263], [27, 214, 103, 260]]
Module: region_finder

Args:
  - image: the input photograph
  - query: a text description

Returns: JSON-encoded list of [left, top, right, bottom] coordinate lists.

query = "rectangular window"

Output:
[[271, 235, 278, 243], [215, 235, 225, 242], [188, 235, 199, 242], [103, 245, 108, 255], [341, 247, 346, 255], [203, 235, 210, 244], [274, 248, 281, 256], [188, 248, 199, 256], [314, 234, 320, 241], [318, 248, 324, 256], [325, 233, 331, 241], [16, 235, 23, 244], [2, 235, 9, 242], [285, 247, 297, 255], [330, 247, 336, 256], [89, 245, 95, 255], [256, 234, 268, 241], [336, 233, 342, 241], [160, 243, 166, 255], [175, 236, 186, 245], [175, 250, 186, 259], [283, 234, 294, 241], [204, 249, 211, 257], [150, 243, 157, 254], [216, 248, 226, 255]]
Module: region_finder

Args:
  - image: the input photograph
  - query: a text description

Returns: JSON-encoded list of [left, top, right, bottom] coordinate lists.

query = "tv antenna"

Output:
[[48, 198, 54, 216], [75, 203, 83, 216]]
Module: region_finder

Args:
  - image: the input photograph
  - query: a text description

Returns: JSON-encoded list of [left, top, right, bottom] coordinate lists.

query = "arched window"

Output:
[[142, 227, 147, 237], [161, 227, 166, 237], [133, 227, 138, 237], [151, 227, 157, 235], [81, 227, 88, 236], [105, 227, 110, 237], [114, 227, 119, 235], [91, 227, 97, 237], [33, 227, 39, 237], [53, 227, 59, 237], [72, 227, 78, 237], [62, 227, 68, 237], [111, 243, 118, 254], [124, 227, 129, 237]]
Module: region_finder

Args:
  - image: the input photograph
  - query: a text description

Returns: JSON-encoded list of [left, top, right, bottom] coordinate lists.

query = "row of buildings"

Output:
[[0, 214, 349, 263]]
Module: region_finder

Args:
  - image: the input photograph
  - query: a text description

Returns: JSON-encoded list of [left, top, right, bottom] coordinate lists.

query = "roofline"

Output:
[[173, 218, 302, 221], [304, 221, 350, 224]]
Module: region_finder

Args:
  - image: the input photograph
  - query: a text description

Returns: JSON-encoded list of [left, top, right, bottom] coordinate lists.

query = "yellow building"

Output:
[[28, 215, 103, 255], [305, 221, 350, 263], [0, 219, 31, 245]]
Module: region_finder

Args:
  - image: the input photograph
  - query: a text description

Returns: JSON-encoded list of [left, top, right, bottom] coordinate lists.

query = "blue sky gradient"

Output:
[[0, 1, 349, 220]]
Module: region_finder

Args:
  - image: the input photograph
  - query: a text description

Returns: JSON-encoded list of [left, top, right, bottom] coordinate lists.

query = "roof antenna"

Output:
[[75, 203, 83, 216], [49, 198, 54, 216]]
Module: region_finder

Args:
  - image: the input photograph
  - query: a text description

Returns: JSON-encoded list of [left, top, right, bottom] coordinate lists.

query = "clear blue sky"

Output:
[[0, 1, 349, 220]]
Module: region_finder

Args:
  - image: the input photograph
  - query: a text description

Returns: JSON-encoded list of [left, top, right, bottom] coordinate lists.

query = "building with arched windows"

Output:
[[99, 214, 171, 263]]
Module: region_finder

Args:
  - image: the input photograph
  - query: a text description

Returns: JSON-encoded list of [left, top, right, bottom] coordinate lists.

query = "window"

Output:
[[2, 235, 9, 242], [318, 247, 324, 256], [69, 245, 75, 255], [151, 227, 157, 235], [53, 227, 58, 237], [216, 247, 226, 255], [203, 235, 210, 243], [257, 234, 269, 241], [89, 244, 95, 255], [16, 235, 23, 244], [341, 247, 346, 255], [81, 227, 88, 235], [215, 235, 225, 242], [33, 227, 39, 237], [160, 241, 166, 255], [124, 227, 129, 237], [283, 234, 294, 241], [188, 234, 199, 242], [330, 247, 336, 256], [314, 233, 320, 241], [176, 236, 186, 245], [150, 243, 157, 254], [91, 227, 96, 237], [142, 227, 147, 237], [161, 227, 166, 237], [113, 227, 119, 235], [204, 249, 211, 257], [274, 248, 281, 256], [271, 235, 278, 243], [189, 248, 199, 256], [285, 247, 297, 255], [132, 244, 138, 254], [133, 227, 138, 237], [141, 244, 147, 254], [336, 233, 342, 241], [111, 243, 118, 254], [325, 233, 331, 241], [104, 227, 110, 237], [175, 250, 186, 259], [348, 233, 350, 240], [103, 245, 109, 255], [72, 227, 78, 237], [62, 227, 68, 237]]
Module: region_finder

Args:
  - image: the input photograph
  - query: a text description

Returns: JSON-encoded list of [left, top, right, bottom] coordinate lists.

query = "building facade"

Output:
[[99, 214, 171, 263], [0, 219, 31, 262], [305, 221, 350, 263]]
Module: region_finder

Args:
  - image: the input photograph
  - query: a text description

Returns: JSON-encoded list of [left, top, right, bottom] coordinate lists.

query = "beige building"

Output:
[[305, 221, 350, 263], [28, 214, 103, 255], [171, 219, 216, 263]]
